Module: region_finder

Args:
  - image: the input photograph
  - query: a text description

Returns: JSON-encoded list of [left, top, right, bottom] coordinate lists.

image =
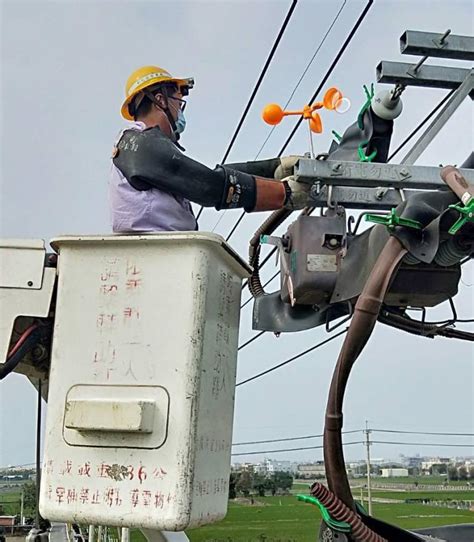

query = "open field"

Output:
[[2, 483, 473, 542], [183, 495, 474, 542]]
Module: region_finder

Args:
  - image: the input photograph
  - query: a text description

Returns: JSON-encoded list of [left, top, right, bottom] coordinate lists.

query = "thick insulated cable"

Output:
[[323, 236, 407, 509]]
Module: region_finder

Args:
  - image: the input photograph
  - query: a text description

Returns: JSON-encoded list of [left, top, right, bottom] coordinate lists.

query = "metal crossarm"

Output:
[[400, 30, 474, 61], [401, 70, 474, 165], [294, 159, 474, 191], [376, 61, 474, 97]]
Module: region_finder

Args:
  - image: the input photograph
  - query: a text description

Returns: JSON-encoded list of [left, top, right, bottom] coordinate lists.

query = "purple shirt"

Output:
[[109, 121, 198, 233]]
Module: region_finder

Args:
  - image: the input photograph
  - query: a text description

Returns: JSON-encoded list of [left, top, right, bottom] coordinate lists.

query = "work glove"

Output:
[[274, 155, 304, 180], [281, 175, 312, 210]]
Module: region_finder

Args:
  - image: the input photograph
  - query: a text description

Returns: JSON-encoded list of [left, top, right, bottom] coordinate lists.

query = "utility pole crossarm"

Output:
[[400, 30, 474, 61], [294, 160, 474, 191], [376, 62, 474, 98]]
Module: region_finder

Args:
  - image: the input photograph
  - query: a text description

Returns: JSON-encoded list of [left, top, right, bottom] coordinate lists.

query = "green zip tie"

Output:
[[365, 208, 422, 231], [357, 83, 375, 130], [355, 500, 368, 516], [357, 141, 377, 163], [297, 495, 352, 533], [448, 197, 474, 235], [332, 130, 342, 142]]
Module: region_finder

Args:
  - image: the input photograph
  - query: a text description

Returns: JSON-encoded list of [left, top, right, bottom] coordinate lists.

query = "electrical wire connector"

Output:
[[365, 208, 422, 231], [357, 83, 375, 130], [297, 494, 352, 533], [358, 141, 377, 163], [448, 198, 474, 235]]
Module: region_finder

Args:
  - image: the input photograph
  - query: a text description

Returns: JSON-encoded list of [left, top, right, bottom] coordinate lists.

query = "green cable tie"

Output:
[[357, 83, 375, 130], [366, 208, 422, 231], [332, 130, 342, 142], [357, 141, 377, 163], [448, 198, 474, 235], [355, 500, 368, 516], [296, 494, 351, 533]]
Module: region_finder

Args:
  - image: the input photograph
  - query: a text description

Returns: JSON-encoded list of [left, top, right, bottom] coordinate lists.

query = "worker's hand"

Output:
[[281, 175, 312, 210], [274, 155, 303, 180]]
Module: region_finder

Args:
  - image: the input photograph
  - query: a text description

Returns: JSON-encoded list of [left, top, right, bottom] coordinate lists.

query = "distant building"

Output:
[[421, 457, 451, 475], [380, 468, 409, 478], [297, 462, 326, 478]]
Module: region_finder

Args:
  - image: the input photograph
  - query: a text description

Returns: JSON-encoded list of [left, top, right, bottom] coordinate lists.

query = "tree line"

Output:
[[229, 470, 294, 498]]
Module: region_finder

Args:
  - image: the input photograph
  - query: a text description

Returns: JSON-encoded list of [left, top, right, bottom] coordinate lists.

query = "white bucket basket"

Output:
[[39, 233, 250, 531]]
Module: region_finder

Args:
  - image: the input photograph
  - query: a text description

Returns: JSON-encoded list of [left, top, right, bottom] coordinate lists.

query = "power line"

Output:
[[235, 2, 375, 288], [238, 330, 266, 351], [231, 440, 362, 456], [387, 89, 456, 162], [372, 440, 474, 448], [224, 0, 349, 243], [196, 0, 299, 221], [241, 270, 280, 309], [278, 0, 374, 157], [253, 0, 348, 163], [371, 429, 474, 437], [233, 429, 363, 447], [236, 328, 347, 386]]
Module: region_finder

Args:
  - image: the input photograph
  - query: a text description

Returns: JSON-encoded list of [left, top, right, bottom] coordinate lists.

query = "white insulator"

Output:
[[371, 89, 403, 120]]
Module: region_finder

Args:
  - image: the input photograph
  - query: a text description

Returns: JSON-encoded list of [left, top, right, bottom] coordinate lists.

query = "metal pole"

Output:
[[35, 379, 42, 529], [401, 70, 474, 165], [89, 526, 96, 542], [121, 528, 130, 542], [97, 526, 103, 542], [20, 489, 24, 525], [365, 421, 373, 516]]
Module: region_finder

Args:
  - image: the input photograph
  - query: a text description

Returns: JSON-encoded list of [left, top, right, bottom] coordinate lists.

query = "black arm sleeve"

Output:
[[113, 127, 257, 211], [226, 158, 281, 178]]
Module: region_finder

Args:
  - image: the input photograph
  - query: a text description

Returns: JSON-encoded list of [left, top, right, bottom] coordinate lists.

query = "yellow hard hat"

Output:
[[121, 65, 194, 120]]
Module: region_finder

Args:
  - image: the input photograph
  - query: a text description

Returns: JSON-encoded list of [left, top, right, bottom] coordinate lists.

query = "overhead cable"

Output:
[[231, 440, 362, 456], [388, 89, 456, 162], [233, 429, 362, 446], [372, 440, 474, 448], [196, 0, 299, 221], [241, 270, 280, 309], [224, 0, 348, 242], [236, 328, 347, 386], [278, 0, 374, 157], [371, 429, 474, 437], [238, 330, 266, 351], [253, 0, 348, 162]]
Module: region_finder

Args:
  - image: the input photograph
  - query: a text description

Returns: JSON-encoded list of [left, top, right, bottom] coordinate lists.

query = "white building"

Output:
[[381, 468, 409, 478]]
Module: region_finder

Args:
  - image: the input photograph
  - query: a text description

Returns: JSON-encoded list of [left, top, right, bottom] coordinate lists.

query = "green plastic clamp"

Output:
[[365, 208, 422, 231], [448, 197, 474, 235], [296, 494, 352, 533], [357, 141, 377, 163], [355, 500, 368, 516], [332, 130, 343, 142], [357, 83, 375, 130]]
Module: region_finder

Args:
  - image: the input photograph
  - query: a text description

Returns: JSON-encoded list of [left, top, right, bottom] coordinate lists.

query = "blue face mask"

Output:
[[175, 108, 186, 134]]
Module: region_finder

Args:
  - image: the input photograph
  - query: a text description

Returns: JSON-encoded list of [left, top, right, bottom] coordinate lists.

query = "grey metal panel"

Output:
[[376, 61, 473, 96], [294, 159, 474, 190], [400, 30, 474, 61]]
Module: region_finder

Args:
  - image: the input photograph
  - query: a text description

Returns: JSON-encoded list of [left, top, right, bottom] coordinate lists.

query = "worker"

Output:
[[110, 66, 309, 233]]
